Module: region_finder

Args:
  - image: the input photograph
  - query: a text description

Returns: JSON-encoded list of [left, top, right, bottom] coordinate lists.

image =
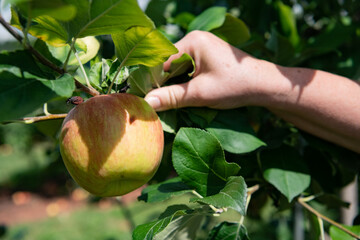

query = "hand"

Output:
[[145, 31, 263, 111]]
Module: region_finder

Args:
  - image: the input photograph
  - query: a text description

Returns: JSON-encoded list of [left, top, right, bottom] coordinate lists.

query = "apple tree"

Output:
[[1, 0, 360, 239]]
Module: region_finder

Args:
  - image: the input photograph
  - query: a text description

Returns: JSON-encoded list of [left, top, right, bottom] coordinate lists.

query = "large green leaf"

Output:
[[206, 110, 266, 154], [0, 49, 52, 78], [192, 176, 247, 215], [0, 71, 74, 122], [208, 222, 250, 240], [329, 224, 360, 240], [172, 128, 240, 196], [12, 0, 155, 45], [275, 1, 300, 47], [13, 0, 77, 21], [133, 206, 208, 240], [11, 8, 69, 46], [153, 209, 206, 240], [66, 0, 155, 39], [112, 26, 178, 67], [138, 177, 192, 203], [187, 7, 227, 32], [211, 14, 251, 46], [261, 146, 311, 202]]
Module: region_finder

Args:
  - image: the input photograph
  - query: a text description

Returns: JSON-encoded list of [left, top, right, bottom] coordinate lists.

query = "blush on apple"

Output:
[[59, 93, 164, 197]]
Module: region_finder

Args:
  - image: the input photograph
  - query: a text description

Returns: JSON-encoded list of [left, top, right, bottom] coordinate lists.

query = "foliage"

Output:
[[1, 0, 360, 239]]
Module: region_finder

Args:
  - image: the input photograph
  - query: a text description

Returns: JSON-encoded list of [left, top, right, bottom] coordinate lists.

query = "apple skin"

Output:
[[59, 93, 164, 197]]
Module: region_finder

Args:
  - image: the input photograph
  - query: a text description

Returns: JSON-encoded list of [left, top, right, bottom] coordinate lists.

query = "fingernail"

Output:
[[145, 96, 161, 110]]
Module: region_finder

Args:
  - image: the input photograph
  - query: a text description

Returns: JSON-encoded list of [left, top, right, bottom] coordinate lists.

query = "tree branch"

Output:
[[23, 114, 68, 123], [298, 197, 360, 239], [0, 15, 100, 97]]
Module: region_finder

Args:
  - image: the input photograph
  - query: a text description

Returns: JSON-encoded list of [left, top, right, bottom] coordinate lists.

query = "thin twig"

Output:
[[23, 114, 67, 124], [0, 16, 65, 74], [298, 198, 360, 239], [107, 61, 126, 94], [63, 38, 76, 71], [0, 15, 100, 97]]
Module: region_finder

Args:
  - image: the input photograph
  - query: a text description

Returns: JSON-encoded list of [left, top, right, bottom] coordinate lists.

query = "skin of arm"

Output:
[[144, 31, 360, 153]]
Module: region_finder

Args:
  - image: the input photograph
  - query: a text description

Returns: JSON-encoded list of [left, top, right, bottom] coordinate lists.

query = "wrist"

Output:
[[246, 59, 297, 109]]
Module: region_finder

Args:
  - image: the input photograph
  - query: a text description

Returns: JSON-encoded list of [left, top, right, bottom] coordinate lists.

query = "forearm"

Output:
[[253, 60, 360, 153]]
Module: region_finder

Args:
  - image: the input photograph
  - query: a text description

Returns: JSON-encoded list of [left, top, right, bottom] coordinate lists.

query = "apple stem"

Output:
[[72, 47, 95, 91]]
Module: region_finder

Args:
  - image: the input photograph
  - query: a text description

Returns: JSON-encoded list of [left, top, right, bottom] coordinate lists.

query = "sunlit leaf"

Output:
[[211, 14, 251, 46], [112, 26, 178, 67], [188, 7, 227, 32]]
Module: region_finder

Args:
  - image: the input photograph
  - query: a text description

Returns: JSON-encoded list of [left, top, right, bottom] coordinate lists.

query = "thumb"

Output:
[[145, 82, 198, 111]]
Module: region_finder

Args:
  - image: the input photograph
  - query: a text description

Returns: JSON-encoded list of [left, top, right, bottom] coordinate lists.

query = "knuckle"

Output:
[[167, 88, 181, 109]]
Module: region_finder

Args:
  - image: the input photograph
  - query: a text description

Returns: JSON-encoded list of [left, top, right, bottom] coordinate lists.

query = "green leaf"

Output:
[[67, 0, 155, 39], [47, 36, 100, 66], [167, 53, 195, 79], [154, 209, 206, 240], [133, 206, 209, 240], [112, 26, 178, 67], [211, 14, 251, 46], [192, 176, 247, 215], [138, 177, 192, 203], [174, 12, 196, 30], [329, 224, 360, 240], [208, 222, 250, 240], [261, 146, 311, 202], [13, 0, 155, 45], [42, 74, 75, 97], [275, 1, 300, 47], [158, 110, 178, 134], [0, 71, 74, 122], [188, 7, 227, 32], [127, 65, 156, 97], [172, 128, 240, 196], [0, 49, 51, 79], [13, 0, 77, 21], [206, 110, 266, 154], [184, 107, 218, 128], [11, 8, 69, 47], [265, 26, 295, 65]]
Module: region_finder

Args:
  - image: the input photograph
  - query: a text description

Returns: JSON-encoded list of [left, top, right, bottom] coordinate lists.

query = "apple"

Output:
[[59, 93, 164, 197]]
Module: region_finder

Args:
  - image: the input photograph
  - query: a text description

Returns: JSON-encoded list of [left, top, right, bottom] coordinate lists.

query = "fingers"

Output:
[[145, 81, 201, 111]]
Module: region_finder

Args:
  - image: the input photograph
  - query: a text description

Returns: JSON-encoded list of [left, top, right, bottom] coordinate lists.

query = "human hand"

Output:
[[144, 31, 264, 111]]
